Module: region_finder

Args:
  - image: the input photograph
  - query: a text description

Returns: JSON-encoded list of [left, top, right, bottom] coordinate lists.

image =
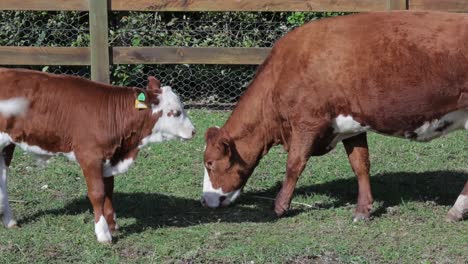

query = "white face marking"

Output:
[[0, 154, 16, 228], [411, 109, 468, 141], [202, 167, 241, 208], [0, 97, 29, 118], [102, 158, 134, 177], [328, 115, 370, 150], [95, 215, 112, 243], [139, 86, 195, 148]]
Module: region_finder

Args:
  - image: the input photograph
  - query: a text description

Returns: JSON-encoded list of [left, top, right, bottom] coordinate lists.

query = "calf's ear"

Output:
[[147, 76, 162, 105], [147, 76, 161, 91]]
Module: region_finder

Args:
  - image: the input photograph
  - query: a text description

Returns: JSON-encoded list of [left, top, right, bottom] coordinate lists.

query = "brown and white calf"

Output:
[[0, 68, 195, 242], [201, 11, 468, 222]]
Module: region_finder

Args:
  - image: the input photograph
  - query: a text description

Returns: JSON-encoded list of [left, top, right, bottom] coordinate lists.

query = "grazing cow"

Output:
[[201, 11, 468, 222], [0, 68, 195, 242]]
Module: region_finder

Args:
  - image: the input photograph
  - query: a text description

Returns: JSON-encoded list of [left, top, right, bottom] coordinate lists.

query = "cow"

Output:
[[201, 11, 468, 222], [0, 68, 195, 243]]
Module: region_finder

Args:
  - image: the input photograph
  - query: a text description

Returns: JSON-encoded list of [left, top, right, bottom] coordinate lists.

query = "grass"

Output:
[[0, 109, 467, 263]]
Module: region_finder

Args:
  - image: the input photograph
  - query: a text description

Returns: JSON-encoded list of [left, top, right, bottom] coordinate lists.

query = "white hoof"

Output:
[[5, 219, 17, 228], [95, 215, 112, 243]]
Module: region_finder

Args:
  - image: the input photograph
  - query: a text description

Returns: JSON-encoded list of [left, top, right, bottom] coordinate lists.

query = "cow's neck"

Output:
[[107, 89, 157, 153], [222, 70, 282, 170]]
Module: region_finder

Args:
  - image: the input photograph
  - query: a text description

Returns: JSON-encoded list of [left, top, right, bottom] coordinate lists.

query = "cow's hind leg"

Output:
[[342, 133, 373, 221], [103, 176, 118, 232], [446, 181, 468, 222], [0, 144, 17, 228]]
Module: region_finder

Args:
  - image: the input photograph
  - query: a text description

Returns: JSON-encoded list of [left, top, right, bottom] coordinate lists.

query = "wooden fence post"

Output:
[[89, 0, 110, 83]]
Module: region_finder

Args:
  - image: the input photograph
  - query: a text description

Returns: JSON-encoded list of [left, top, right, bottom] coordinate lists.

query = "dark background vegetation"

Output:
[[0, 11, 344, 108]]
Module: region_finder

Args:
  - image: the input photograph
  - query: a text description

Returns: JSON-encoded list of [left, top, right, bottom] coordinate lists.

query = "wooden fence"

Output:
[[0, 0, 467, 83]]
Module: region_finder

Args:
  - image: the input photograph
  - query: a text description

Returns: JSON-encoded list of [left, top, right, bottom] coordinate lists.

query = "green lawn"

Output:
[[0, 109, 467, 263]]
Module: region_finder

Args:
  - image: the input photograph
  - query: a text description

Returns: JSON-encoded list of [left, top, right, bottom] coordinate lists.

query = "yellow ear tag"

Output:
[[135, 99, 148, 109]]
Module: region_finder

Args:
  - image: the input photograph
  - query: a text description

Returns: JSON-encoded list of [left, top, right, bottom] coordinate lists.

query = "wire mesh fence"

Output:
[[0, 11, 343, 109], [111, 64, 257, 109]]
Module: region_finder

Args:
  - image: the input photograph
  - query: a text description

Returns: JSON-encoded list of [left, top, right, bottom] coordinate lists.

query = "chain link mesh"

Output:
[[0, 11, 342, 109]]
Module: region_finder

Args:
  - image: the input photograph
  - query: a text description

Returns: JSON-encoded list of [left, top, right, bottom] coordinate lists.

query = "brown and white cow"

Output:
[[201, 11, 468, 222], [0, 68, 195, 243]]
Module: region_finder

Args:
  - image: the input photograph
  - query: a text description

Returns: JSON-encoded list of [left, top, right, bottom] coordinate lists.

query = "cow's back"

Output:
[[0, 68, 135, 152], [269, 12, 468, 133]]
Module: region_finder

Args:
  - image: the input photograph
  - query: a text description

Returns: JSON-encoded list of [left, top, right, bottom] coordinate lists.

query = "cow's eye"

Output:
[[174, 110, 182, 117]]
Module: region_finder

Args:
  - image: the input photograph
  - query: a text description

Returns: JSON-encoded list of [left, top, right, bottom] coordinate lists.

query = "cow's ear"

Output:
[[219, 135, 232, 157], [147, 76, 161, 91], [205, 127, 220, 142], [205, 127, 232, 158]]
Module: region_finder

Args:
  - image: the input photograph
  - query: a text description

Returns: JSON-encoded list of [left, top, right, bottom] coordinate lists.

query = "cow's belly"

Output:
[[327, 109, 468, 149]]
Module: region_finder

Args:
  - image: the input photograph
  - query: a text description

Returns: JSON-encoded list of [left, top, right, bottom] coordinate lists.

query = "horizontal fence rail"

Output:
[[2, 0, 466, 11], [111, 0, 406, 12], [112, 47, 271, 65], [0, 0, 89, 11], [0, 47, 90, 65], [0, 0, 467, 84]]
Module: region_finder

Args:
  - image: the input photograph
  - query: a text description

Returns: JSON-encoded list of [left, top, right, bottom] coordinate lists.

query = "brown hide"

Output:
[[0, 68, 160, 163], [203, 11, 468, 220], [219, 11, 467, 155]]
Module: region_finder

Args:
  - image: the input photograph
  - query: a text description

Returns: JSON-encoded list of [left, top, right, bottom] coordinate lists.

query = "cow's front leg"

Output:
[[79, 157, 112, 243], [446, 181, 468, 222], [274, 124, 324, 217], [103, 176, 118, 232], [342, 133, 373, 221]]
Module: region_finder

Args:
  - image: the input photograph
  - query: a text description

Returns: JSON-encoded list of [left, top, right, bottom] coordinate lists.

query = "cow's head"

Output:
[[201, 127, 250, 208], [143, 76, 195, 144]]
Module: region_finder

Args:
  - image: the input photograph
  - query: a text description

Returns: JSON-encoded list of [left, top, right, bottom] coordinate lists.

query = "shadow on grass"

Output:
[[241, 170, 468, 217], [19, 170, 467, 237]]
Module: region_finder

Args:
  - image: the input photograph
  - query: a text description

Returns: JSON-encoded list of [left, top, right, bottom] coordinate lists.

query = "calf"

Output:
[[201, 12, 468, 222], [0, 68, 195, 242]]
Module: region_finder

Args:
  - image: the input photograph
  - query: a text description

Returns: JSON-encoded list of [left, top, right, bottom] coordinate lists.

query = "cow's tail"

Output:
[[0, 97, 29, 118]]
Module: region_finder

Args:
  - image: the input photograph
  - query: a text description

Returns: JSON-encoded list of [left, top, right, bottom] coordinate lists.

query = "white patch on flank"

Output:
[[102, 158, 134, 177], [202, 167, 241, 208], [95, 215, 112, 243], [15, 141, 76, 163], [0, 97, 29, 118], [412, 109, 468, 141], [0, 133, 76, 165], [139, 86, 195, 148], [328, 115, 370, 150], [0, 154, 17, 228]]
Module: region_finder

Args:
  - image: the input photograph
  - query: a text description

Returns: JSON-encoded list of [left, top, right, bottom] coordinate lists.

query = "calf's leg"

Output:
[[79, 157, 112, 243], [342, 133, 373, 221], [103, 176, 118, 232], [446, 181, 468, 222], [0, 144, 17, 228]]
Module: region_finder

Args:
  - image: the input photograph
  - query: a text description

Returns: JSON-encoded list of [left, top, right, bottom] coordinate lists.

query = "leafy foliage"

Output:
[[0, 11, 345, 107]]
